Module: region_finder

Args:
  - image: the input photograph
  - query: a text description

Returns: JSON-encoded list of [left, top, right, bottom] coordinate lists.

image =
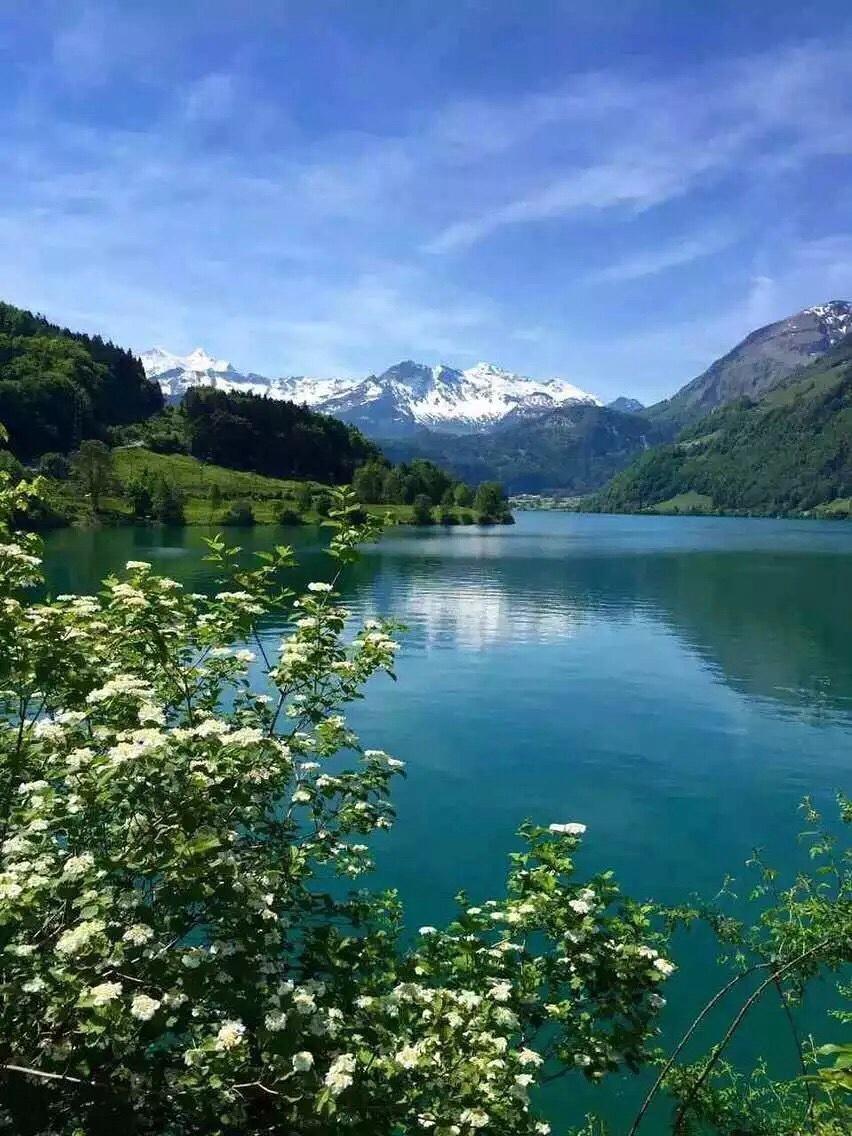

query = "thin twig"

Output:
[[2, 1063, 96, 1087], [773, 976, 813, 1119], [671, 939, 831, 1133], [628, 963, 770, 1136]]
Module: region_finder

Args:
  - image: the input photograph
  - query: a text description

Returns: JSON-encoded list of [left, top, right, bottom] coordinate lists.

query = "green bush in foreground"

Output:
[[0, 450, 849, 1135]]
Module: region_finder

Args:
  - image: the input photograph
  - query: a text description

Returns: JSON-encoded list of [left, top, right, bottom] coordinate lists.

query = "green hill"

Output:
[[591, 334, 852, 517], [0, 302, 162, 459], [381, 402, 662, 494]]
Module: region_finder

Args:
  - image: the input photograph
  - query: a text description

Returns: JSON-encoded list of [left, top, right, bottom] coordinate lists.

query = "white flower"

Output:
[[214, 1019, 246, 1050], [568, 899, 591, 916], [56, 919, 104, 956], [62, 853, 95, 879], [459, 1108, 489, 1128], [292, 1050, 314, 1072], [125, 561, 151, 571], [18, 780, 49, 795], [395, 1044, 420, 1069], [235, 650, 256, 663], [89, 981, 123, 1006], [418, 926, 437, 936], [549, 822, 586, 836], [324, 1052, 356, 1094], [653, 957, 676, 977], [517, 1047, 543, 1067], [33, 720, 64, 740], [307, 582, 333, 593], [227, 727, 264, 748], [66, 747, 94, 770], [488, 981, 512, 1002], [22, 977, 45, 993], [130, 994, 161, 1021], [122, 924, 154, 946], [192, 717, 230, 737], [264, 1010, 288, 1031], [293, 990, 317, 1014], [138, 703, 165, 726]]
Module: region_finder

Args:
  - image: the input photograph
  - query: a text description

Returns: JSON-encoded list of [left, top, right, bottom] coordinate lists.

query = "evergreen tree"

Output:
[[412, 494, 434, 525], [454, 482, 474, 507], [72, 440, 113, 512], [127, 477, 154, 520], [208, 482, 223, 521], [473, 481, 508, 522], [151, 479, 186, 524], [352, 461, 387, 504], [37, 452, 72, 480], [381, 467, 405, 504], [294, 483, 314, 512]]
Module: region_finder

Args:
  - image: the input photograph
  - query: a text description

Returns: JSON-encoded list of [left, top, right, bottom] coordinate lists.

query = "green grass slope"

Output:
[[590, 335, 852, 517], [44, 448, 481, 528]]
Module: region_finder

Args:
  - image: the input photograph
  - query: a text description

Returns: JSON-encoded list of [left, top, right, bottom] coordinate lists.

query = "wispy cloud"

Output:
[[1, 7, 851, 395], [586, 229, 738, 284], [424, 41, 852, 253]]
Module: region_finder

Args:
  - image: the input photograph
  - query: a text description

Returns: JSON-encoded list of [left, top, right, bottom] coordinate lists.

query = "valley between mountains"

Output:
[[141, 300, 852, 511]]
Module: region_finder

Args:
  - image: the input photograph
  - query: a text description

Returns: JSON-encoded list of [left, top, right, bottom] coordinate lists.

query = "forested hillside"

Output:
[[381, 402, 661, 494], [0, 302, 162, 459], [182, 387, 380, 483], [592, 335, 852, 516]]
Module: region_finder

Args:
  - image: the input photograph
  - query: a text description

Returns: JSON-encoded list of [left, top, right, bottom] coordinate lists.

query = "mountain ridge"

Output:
[[645, 300, 852, 430], [591, 332, 852, 516], [140, 349, 600, 436]]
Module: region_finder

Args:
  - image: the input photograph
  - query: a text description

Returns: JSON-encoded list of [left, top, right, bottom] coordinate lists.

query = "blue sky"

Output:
[[1, 1, 851, 402]]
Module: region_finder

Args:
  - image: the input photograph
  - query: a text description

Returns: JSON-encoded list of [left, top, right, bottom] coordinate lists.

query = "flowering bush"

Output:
[[0, 463, 672, 1136], [1, 452, 847, 1136]]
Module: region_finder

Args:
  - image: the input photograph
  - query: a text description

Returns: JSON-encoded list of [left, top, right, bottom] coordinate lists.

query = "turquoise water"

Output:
[[41, 513, 852, 1130]]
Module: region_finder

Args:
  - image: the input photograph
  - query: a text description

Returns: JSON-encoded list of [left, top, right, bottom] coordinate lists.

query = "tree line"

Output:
[[352, 458, 512, 523]]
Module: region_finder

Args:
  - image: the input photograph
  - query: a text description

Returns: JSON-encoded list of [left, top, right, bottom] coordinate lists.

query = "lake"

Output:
[[42, 511, 852, 1130]]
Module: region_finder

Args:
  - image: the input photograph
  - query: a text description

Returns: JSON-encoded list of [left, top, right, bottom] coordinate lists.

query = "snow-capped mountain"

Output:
[[140, 346, 353, 406], [140, 349, 601, 437]]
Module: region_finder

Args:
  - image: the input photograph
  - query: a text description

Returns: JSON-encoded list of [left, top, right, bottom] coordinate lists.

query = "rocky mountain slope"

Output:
[[607, 396, 645, 414], [645, 301, 852, 431]]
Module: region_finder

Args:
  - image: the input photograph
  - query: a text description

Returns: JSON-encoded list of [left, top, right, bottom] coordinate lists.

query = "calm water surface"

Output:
[[42, 512, 852, 1131]]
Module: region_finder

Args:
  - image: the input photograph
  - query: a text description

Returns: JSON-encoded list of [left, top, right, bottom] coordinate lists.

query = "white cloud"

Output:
[[424, 40, 852, 253], [586, 230, 738, 284], [2, 23, 851, 389]]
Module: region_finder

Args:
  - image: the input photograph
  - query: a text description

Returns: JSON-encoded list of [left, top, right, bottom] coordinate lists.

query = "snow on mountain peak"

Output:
[[185, 347, 232, 372], [141, 347, 600, 435], [802, 300, 852, 345]]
